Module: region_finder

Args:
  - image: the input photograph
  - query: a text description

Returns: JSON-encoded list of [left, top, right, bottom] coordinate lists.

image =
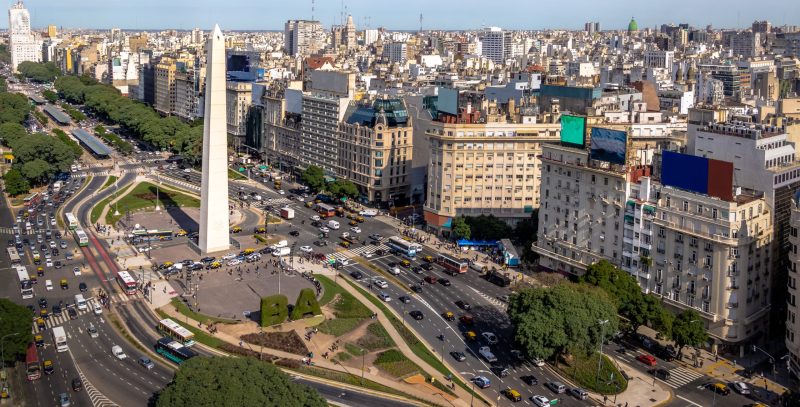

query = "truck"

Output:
[[272, 247, 291, 257], [74, 294, 87, 311], [359, 209, 378, 217], [52, 326, 68, 352], [280, 207, 295, 219], [327, 220, 340, 230], [52, 181, 62, 192], [479, 346, 497, 363]]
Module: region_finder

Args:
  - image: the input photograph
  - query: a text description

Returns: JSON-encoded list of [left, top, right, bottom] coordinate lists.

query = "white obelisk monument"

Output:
[[199, 25, 230, 254]]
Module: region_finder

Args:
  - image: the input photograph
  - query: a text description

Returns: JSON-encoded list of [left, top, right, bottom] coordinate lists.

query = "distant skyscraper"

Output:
[[364, 29, 379, 45], [191, 28, 204, 44], [46, 24, 57, 38], [284, 20, 324, 57], [481, 27, 512, 64], [8, 0, 40, 72], [584, 22, 600, 34], [752, 20, 772, 33], [344, 14, 356, 49]]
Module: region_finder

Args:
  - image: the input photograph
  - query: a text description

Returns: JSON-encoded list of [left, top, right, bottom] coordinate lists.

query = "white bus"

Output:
[[64, 212, 79, 230], [7, 247, 21, 264], [386, 236, 422, 258], [116, 271, 137, 295], [157, 319, 195, 347], [52, 326, 68, 352], [74, 227, 88, 247], [16, 265, 33, 299]]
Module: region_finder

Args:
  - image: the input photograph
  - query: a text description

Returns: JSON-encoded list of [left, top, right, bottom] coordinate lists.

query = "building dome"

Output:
[[628, 17, 638, 32]]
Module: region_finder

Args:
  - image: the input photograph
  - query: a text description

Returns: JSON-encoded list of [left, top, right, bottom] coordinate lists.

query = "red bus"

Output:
[[25, 342, 41, 381], [23, 193, 40, 207], [315, 203, 336, 218], [437, 254, 469, 274], [117, 271, 137, 295]]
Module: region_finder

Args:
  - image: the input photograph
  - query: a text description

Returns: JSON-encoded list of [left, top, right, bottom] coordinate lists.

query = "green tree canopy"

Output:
[[508, 284, 618, 360], [42, 89, 58, 103], [0, 76, 7, 93], [156, 357, 326, 407], [301, 165, 325, 193], [670, 310, 708, 357], [0, 92, 32, 125], [16, 62, 60, 83], [451, 216, 471, 240], [0, 299, 34, 364], [464, 214, 513, 241], [0, 122, 28, 147], [3, 168, 30, 196], [328, 179, 359, 199]]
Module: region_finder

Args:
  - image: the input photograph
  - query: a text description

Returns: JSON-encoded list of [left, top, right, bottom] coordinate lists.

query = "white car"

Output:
[[297, 196, 305, 202], [319, 227, 330, 233], [378, 292, 391, 302], [73, 267, 81, 276], [45, 280, 53, 291], [374, 279, 389, 289], [299, 245, 313, 253], [222, 253, 237, 260], [731, 381, 750, 395], [112, 345, 127, 360], [93, 303, 103, 315], [278, 190, 285, 195], [532, 358, 546, 367], [311, 215, 320, 221], [350, 227, 361, 234], [362, 251, 375, 258], [481, 332, 498, 345], [530, 395, 550, 407], [183, 168, 191, 173], [227, 259, 242, 266], [46, 259, 53, 268]]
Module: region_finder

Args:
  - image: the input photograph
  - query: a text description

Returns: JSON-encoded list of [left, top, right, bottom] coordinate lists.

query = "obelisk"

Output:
[[199, 25, 230, 254]]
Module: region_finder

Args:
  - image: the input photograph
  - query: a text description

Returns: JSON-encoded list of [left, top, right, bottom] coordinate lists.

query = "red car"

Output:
[[636, 354, 657, 366]]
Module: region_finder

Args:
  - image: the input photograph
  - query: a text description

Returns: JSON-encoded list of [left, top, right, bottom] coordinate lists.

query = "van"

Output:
[[327, 220, 340, 230], [546, 381, 566, 394], [272, 247, 291, 257], [273, 240, 288, 249], [470, 262, 488, 273], [74, 294, 87, 311], [111, 345, 127, 360]]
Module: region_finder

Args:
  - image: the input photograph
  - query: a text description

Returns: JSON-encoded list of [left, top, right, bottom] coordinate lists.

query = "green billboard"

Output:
[[560, 115, 586, 147]]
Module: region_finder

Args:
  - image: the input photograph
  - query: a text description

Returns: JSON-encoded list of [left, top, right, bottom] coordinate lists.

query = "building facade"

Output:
[[227, 81, 252, 140], [8, 1, 40, 72], [787, 202, 800, 379], [284, 20, 324, 57], [481, 27, 512, 65]]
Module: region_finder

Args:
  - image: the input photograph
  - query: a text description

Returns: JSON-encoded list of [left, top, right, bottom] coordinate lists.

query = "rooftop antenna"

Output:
[[419, 13, 423, 33], [311, 0, 315, 21], [341, 0, 345, 25]]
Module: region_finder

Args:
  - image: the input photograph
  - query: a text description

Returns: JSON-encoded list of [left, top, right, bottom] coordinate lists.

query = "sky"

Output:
[[8, 0, 800, 31]]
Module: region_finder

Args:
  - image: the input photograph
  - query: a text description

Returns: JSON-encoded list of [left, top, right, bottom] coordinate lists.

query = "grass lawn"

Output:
[[373, 349, 422, 378], [91, 192, 118, 224], [317, 275, 344, 306], [317, 317, 363, 337], [100, 175, 118, 191], [170, 297, 238, 324], [155, 309, 225, 348], [558, 352, 628, 395], [296, 365, 424, 403], [356, 322, 395, 351], [344, 343, 367, 356], [228, 168, 247, 180], [106, 182, 199, 224]]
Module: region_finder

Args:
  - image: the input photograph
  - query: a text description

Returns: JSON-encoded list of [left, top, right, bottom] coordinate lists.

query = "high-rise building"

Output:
[[584, 22, 600, 34], [344, 14, 356, 49], [299, 69, 355, 174], [8, 0, 41, 72], [752, 20, 772, 33], [284, 20, 324, 57], [644, 50, 675, 71], [364, 29, 379, 45], [382, 42, 407, 64], [788, 201, 800, 379], [480, 27, 512, 65], [727, 31, 764, 57], [226, 81, 252, 141], [128, 34, 148, 53], [46, 24, 57, 38], [154, 57, 178, 116]]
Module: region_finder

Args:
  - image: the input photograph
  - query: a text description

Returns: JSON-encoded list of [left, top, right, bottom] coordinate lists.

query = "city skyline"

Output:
[[6, 0, 800, 31]]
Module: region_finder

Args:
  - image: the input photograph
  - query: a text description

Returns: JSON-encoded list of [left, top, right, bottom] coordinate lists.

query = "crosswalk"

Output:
[[349, 243, 390, 256], [469, 286, 508, 311], [663, 366, 704, 388], [33, 295, 129, 333], [0, 226, 16, 234], [264, 197, 293, 206]]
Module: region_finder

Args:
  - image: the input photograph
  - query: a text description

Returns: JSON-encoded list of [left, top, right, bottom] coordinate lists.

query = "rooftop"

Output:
[[43, 104, 71, 124], [71, 128, 112, 157], [345, 99, 409, 127], [699, 121, 785, 140]]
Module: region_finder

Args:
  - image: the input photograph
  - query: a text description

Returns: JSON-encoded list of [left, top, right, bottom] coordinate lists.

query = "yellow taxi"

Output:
[[60, 279, 68, 289], [254, 226, 266, 234], [464, 331, 477, 341], [423, 255, 434, 263], [29, 275, 38, 284], [43, 360, 54, 375], [502, 388, 522, 402], [175, 229, 188, 237], [231, 226, 242, 233], [355, 216, 365, 223], [39, 309, 49, 320], [348, 220, 359, 226], [305, 201, 314, 208], [36, 267, 44, 276], [346, 213, 356, 220], [207, 261, 221, 269], [36, 318, 45, 330], [442, 311, 455, 321], [34, 334, 44, 347], [160, 261, 174, 270], [400, 260, 411, 268], [340, 241, 351, 248], [243, 248, 256, 255]]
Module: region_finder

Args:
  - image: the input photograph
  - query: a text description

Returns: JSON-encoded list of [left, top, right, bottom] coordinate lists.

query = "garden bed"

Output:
[[240, 331, 309, 355]]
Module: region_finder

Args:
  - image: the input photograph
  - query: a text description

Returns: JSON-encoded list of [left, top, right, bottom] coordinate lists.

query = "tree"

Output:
[[0, 299, 34, 364], [513, 210, 539, 261], [464, 214, 512, 241], [328, 179, 358, 199], [451, 216, 471, 240], [16, 62, 60, 83], [508, 284, 618, 360], [21, 159, 52, 185], [42, 89, 58, 103], [669, 310, 708, 358], [0, 76, 6, 93], [156, 357, 326, 407], [0, 92, 32, 125], [0, 122, 28, 147], [301, 165, 325, 193], [3, 168, 29, 196]]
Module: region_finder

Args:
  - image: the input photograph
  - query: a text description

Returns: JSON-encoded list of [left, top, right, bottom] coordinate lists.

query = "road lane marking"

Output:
[[675, 395, 703, 407]]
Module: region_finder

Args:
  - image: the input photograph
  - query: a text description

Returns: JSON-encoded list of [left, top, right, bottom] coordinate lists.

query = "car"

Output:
[[45, 280, 53, 291], [373, 279, 389, 289], [410, 284, 422, 293], [420, 263, 433, 271], [289, 230, 300, 237], [79, 282, 87, 292], [67, 308, 77, 320], [87, 323, 98, 338], [450, 351, 466, 362], [319, 227, 330, 233], [72, 267, 81, 276], [350, 227, 361, 234], [300, 245, 313, 253], [502, 388, 522, 402], [52, 304, 62, 315], [278, 190, 285, 195], [139, 356, 155, 370], [649, 368, 671, 380], [439, 278, 451, 286], [313, 240, 328, 246], [374, 249, 385, 256], [636, 354, 657, 366], [731, 381, 750, 395], [472, 376, 491, 389], [65, 252, 73, 261], [362, 251, 375, 258], [409, 310, 424, 320], [72, 378, 83, 392], [492, 366, 510, 377], [424, 275, 437, 284], [58, 392, 71, 407], [38, 298, 48, 309], [378, 292, 391, 302], [398, 296, 411, 304], [368, 234, 383, 241], [530, 395, 550, 407], [44, 359, 54, 374], [706, 382, 730, 395], [60, 240, 67, 249], [569, 388, 588, 400], [93, 303, 103, 315], [350, 271, 364, 280], [532, 358, 546, 367], [112, 345, 127, 359], [200, 256, 216, 263], [482, 332, 499, 345], [54, 261, 62, 269], [311, 215, 320, 221], [45, 259, 53, 268], [228, 259, 242, 266], [222, 253, 237, 260], [455, 300, 471, 310], [49, 240, 56, 249], [521, 375, 539, 386], [545, 381, 566, 394]]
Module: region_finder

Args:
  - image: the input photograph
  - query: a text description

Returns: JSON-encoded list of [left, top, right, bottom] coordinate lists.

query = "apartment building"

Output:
[[254, 85, 303, 173], [424, 122, 561, 235], [787, 201, 800, 379], [174, 65, 204, 121], [284, 20, 324, 57], [154, 57, 177, 115], [227, 81, 252, 140]]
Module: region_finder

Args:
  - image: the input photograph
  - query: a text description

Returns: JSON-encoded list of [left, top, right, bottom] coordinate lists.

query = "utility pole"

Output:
[[596, 319, 609, 390]]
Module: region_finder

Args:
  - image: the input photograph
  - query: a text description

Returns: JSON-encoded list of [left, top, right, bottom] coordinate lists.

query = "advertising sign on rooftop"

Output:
[[661, 151, 734, 201], [560, 115, 586, 147], [589, 127, 627, 165]]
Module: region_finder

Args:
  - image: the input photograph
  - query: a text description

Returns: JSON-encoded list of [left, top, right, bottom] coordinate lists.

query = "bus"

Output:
[[386, 236, 422, 259], [155, 337, 197, 364], [74, 227, 88, 247], [16, 265, 33, 299], [437, 254, 469, 274], [157, 319, 195, 346], [25, 343, 41, 381], [23, 193, 40, 207], [131, 229, 173, 241], [315, 203, 336, 218], [64, 212, 79, 230], [7, 247, 21, 264], [117, 271, 138, 295]]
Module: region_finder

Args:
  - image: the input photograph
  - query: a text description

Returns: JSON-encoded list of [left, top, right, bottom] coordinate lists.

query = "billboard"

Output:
[[589, 127, 627, 165], [661, 151, 734, 201], [560, 115, 586, 147], [437, 87, 459, 115]]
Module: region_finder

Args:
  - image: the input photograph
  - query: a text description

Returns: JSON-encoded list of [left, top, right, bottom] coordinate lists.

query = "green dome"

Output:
[[628, 17, 638, 32]]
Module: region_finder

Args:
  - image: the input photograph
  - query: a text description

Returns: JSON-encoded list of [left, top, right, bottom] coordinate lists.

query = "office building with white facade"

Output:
[[8, 1, 41, 72]]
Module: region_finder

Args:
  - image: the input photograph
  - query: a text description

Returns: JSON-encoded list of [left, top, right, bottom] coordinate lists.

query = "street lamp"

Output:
[[596, 319, 609, 391]]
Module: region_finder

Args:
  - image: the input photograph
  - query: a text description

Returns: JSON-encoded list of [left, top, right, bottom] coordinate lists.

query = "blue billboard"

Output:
[[661, 151, 709, 194], [589, 127, 627, 165]]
